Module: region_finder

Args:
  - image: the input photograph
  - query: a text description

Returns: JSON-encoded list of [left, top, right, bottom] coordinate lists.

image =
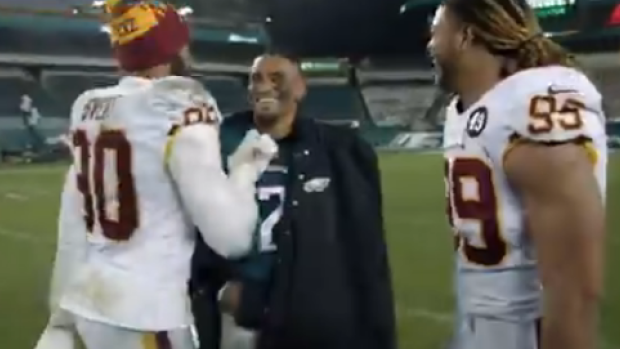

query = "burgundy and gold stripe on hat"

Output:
[[104, 0, 190, 71]]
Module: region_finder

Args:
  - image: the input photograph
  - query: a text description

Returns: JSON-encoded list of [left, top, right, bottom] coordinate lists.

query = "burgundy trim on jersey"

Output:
[[156, 331, 172, 349]]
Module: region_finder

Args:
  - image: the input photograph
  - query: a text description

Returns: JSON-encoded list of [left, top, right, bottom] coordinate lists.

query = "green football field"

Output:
[[0, 153, 618, 349]]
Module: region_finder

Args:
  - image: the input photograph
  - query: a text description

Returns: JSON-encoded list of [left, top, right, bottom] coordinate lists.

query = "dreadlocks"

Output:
[[444, 0, 578, 75]]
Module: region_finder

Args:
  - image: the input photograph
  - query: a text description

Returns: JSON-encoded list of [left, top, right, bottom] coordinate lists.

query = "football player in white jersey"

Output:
[[428, 0, 607, 349], [33, 1, 276, 349]]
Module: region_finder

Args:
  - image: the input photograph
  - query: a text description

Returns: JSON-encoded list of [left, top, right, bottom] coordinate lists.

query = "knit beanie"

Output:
[[104, 0, 190, 71]]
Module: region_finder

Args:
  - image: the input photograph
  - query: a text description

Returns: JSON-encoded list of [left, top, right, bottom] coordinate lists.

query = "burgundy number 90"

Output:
[[445, 158, 508, 267], [72, 129, 139, 241]]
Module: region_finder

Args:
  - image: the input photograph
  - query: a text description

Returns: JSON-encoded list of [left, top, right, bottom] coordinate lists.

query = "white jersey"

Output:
[[56, 76, 257, 331], [443, 66, 607, 321]]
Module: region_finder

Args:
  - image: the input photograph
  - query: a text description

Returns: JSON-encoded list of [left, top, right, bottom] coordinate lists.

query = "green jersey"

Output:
[[220, 116, 289, 281]]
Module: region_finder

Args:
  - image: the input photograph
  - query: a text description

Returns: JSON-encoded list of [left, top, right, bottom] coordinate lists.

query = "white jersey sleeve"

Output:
[[50, 166, 87, 314], [148, 77, 258, 258], [67, 89, 94, 131], [504, 67, 606, 145]]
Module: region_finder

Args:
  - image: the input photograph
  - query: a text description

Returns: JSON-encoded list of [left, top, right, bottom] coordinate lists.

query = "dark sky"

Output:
[[1, 0, 438, 59], [261, 0, 435, 58]]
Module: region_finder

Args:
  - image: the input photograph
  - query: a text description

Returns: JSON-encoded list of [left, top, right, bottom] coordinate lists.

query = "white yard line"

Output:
[[3, 192, 29, 201], [1, 188, 53, 199], [400, 306, 453, 324], [0, 166, 66, 176], [0, 227, 51, 245]]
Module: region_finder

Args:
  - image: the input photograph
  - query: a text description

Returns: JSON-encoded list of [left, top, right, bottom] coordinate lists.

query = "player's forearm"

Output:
[[542, 247, 602, 349], [543, 288, 599, 349], [178, 167, 257, 258], [168, 125, 258, 258], [543, 241, 600, 349], [529, 203, 604, 349]]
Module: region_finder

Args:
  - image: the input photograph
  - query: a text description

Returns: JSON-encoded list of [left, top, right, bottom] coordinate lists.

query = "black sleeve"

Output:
[[190, 283, 222, 349], [350, 133, 397, 349], [327, 127, 397, 349], [349, 132, 383, 210]]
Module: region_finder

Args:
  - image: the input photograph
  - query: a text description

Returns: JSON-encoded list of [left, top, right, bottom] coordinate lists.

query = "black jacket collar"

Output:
[[224, 110, 316, 144]]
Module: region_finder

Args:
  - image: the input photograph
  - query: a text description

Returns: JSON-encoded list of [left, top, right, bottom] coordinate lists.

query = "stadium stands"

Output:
[[0, 69, 436, 130], [0, 69, 43, 117], [40, 72, 254, 116], [0, 68, 445, 155], [41, 71, 117, 117], [1, 65, 618, 158], [197, 75, 249, 114], [302, 82, 367, 123], [592, 67, 620, 119], [361, 83, 436, 127], [0, 0, 69, 11]]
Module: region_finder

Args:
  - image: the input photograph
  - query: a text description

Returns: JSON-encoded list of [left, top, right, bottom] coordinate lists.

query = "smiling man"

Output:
[[189, 52, 397, 349], [428, 0, 608, 348]]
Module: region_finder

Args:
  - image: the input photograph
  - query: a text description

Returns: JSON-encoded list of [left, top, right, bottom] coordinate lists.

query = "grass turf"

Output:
[[0, 152, 617, 349]]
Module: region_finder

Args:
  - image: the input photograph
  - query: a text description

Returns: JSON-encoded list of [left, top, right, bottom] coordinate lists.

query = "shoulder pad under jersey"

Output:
[[501, 66, 604, 143], [148, 76, 221, 126]]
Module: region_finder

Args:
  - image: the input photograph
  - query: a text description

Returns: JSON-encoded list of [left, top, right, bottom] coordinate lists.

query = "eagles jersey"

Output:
[[238, 148, 289, 279], [443, 66, 607, 321], [220, 116, 290, 281]]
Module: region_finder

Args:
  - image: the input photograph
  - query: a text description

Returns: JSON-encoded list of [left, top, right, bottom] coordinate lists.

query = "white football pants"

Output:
[[453, 315, 540, 349], [34, 313, 196, 349]]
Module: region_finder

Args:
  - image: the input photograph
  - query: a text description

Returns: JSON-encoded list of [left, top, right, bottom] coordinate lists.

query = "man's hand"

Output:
[[228, 130, 278, 184], [218, 281, 243, 315]]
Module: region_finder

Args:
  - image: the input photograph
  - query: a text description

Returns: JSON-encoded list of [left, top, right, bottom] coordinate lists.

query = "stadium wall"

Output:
[[384, 120, 620, 151]]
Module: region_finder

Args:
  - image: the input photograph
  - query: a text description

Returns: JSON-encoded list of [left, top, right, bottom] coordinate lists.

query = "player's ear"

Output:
[[458, 25, 475, 51], [293, 74, 307, 102]]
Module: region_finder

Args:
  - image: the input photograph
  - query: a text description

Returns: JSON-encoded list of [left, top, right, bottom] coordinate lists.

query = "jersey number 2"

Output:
[[445, 158, 507, 266], [73, 129, 138, 241], [257, 186, 285, 252]]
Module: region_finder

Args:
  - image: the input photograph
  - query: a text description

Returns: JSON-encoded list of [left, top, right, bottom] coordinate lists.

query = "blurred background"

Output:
[[0, 0, 618, 161]]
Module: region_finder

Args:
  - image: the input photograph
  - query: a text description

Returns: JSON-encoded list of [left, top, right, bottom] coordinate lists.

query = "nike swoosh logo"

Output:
[[548, 86, 578, 95]]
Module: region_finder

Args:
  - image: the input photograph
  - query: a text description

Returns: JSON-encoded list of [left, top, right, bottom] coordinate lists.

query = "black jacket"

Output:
[[190, 111, 396, 349]]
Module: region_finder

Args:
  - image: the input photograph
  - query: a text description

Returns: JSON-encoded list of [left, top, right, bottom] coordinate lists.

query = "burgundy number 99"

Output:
[[72, 129, 139, 241], [445, 158, 507, 267]]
